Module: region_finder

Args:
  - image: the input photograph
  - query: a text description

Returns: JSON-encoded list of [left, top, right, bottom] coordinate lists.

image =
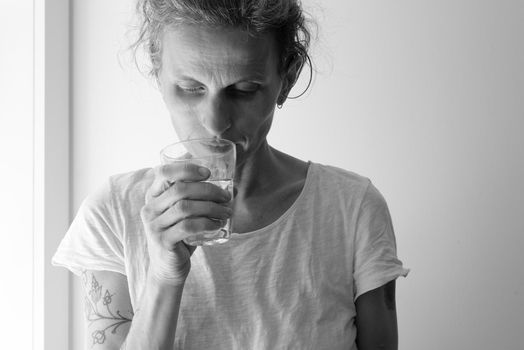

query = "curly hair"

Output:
[[132, 0, 313, 96]]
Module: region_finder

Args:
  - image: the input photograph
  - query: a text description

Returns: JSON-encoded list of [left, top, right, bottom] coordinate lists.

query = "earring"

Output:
[[277, 95, 284, 109]]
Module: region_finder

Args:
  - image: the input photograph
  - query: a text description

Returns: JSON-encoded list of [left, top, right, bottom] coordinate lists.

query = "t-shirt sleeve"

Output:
[[51, 178, 125, 277], [353, 180, 410, 302]]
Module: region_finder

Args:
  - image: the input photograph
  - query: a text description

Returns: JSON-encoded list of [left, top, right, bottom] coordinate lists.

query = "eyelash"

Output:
[[178, 85, 260, 96], [230, 89, 258, 96], [181, 86, 205, 93]]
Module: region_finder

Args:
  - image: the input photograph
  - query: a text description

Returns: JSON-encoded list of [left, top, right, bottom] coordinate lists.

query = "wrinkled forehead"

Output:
[[160, 24, 280, 81]]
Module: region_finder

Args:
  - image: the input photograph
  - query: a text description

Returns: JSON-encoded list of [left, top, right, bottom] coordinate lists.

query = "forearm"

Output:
[[122, 275, 185, 350]]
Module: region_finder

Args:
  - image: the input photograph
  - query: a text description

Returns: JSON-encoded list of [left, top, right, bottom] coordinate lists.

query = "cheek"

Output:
[[234, 91, 277, 131], [161, 86, 195, 119], [161, 88, 204, 137], [170, 112, 204, 140], [234, 103, 274, 136], [161, 85, 186, 114]]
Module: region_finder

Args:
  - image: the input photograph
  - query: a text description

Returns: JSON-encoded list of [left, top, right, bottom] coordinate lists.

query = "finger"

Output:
[[181, 241, 197, 256], [159, 217, 226, 248], [151, 200, 232, 230], [150, 181, 232, 216], [149, 163, 210, 199]]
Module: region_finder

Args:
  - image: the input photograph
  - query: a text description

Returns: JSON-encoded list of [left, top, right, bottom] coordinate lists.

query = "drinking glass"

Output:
[[160, 138, 236, 246]]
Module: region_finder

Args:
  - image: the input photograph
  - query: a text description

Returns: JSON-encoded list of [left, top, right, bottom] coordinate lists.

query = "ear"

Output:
[[277, 55, 304, 106]]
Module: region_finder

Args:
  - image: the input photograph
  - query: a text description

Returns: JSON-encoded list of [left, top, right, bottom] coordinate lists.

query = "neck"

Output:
[[233, 140, 280, 200]]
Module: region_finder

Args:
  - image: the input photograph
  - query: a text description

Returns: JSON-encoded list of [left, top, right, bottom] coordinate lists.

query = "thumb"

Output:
[[183, 242, 198, 256]]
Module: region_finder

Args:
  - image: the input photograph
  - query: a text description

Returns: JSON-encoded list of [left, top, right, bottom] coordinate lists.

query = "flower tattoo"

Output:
[[82, 270, 133, 347], [92, 330, 106, 344], [103, 290, 114, 306], [89, 276, 103, 304]]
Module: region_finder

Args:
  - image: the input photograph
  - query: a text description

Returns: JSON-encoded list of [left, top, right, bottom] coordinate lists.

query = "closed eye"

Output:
[[177, 85, 206, 94], [228, 82, 261, 96]]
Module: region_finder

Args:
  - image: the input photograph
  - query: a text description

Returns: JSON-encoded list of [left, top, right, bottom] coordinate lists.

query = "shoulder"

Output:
[[309, 162, 371, 197], [108, 167, 155, 211], [108, 167, 155, 198], [83, 167, 155, 214], [308, 162, 389, 211], [312, 162, 370, 185]]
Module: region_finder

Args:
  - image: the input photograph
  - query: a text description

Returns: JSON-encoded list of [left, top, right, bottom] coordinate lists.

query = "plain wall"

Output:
[[69, 0, 524, 349], [0, 1, 34, 349]]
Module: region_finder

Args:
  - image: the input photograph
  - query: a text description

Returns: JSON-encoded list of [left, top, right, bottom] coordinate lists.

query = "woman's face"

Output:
[[158, 24, 285, 166]]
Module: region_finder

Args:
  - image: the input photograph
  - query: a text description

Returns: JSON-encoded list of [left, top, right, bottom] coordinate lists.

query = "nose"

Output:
[[198, 96, 232, 137]]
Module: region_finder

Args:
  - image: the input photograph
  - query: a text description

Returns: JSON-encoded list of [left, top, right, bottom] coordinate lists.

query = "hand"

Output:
[[140, 162, 233, 286]]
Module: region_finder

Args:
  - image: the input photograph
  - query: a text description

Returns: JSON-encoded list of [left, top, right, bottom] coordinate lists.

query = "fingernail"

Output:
[[198, 166, 209, 176]]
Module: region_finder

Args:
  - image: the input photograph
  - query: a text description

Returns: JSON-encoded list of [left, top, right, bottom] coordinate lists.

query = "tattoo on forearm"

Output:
[[82, 270, 134, 347]]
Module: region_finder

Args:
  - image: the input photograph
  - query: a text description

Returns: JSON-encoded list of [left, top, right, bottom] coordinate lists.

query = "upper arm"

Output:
[[355, 279, 398, 350], [80, 269, 134, 350]]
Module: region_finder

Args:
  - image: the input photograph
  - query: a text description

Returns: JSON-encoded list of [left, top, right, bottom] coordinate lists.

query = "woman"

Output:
[[53, 0, 409, 349]]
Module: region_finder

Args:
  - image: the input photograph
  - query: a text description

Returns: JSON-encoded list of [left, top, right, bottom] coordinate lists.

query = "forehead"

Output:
[[160, 24, 280, 82]]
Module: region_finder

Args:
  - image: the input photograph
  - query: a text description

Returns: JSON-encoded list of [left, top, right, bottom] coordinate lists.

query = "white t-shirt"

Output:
[[52, 162, 410, 350]]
